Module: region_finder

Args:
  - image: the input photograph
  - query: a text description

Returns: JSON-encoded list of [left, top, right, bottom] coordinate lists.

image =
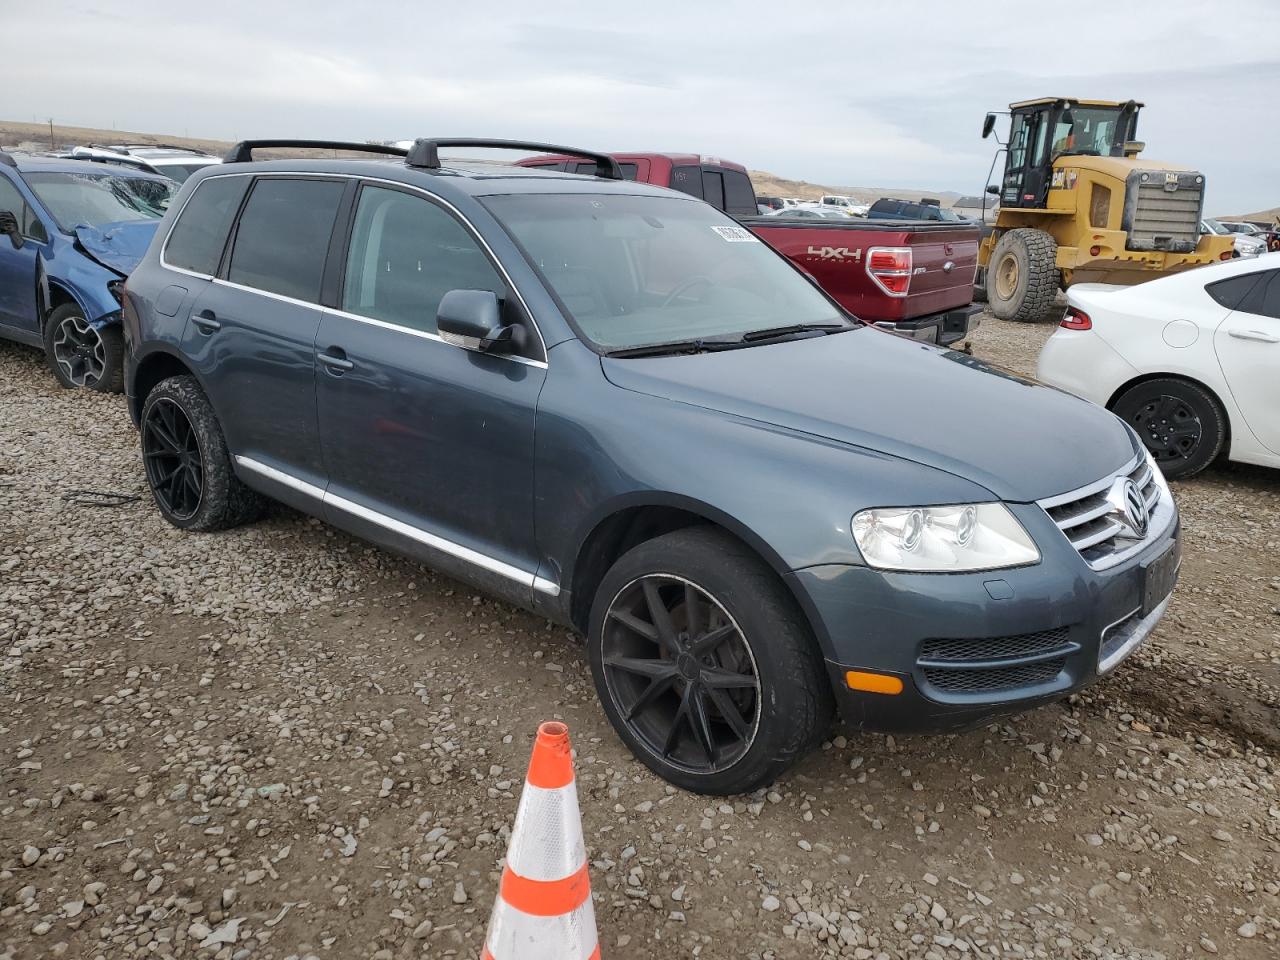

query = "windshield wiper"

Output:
[[604, 337, 742, 358], [739, 322, 850, 343]]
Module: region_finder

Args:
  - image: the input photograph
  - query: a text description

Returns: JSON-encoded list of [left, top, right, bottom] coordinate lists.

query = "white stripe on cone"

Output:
[[485, 895, 599, 960], [504, 781, 587, 882]]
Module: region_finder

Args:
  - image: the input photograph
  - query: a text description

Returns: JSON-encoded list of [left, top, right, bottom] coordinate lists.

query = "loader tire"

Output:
[[988, 228, 1061, 324]]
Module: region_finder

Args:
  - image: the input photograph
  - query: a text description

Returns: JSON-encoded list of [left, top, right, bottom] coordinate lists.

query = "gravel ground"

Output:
[[1, 316, 1277, 960]]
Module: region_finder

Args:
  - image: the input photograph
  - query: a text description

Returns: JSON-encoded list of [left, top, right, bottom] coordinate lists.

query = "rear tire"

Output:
[[140, 376, 265, 531], [43, 304, 123, 392], [587, 527, 833, 795], [988, 228, 1061, 324], [1110, 378, 1226, 480]]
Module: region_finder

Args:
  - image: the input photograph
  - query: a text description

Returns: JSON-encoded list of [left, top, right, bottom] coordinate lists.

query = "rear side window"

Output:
[[341, 185, 504, 335], [669, 165, 702, 199], [164, 176, 249, 275], [1206, 273, 1265, 310], [701, 170, 726, 210], [568, 161, 638, 180], [227, 178, 344, 302], [1234, 270, 1280, 319], [722, 171, 756, 216]]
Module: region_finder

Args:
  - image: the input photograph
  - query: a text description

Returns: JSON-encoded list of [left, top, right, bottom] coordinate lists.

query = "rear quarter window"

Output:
[[226, 178, 345, 303], [1206, 272, 1266, 310], [163, 176, 250, 276]]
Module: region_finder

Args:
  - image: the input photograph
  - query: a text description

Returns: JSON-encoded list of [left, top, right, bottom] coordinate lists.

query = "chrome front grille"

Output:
[[1038, 454, 1171, 570]]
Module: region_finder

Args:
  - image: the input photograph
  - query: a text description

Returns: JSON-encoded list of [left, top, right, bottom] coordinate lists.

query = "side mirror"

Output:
[[0, 210, 23, 249], [981, 113, 997, 139], [437, 289, 520, 354], [985, 184, 1001, 196]]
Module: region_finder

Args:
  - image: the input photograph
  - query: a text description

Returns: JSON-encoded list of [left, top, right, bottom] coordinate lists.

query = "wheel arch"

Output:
[[564, 494, 808, 637], [129, 348, 201, 426]]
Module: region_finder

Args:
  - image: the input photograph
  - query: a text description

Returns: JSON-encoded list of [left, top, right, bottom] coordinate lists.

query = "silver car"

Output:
[[1202, 218, 1265, 258]]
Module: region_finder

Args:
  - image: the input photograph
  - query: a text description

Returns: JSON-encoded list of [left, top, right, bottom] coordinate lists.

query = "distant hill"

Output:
[[1218, 206, 1279, 224], [748, 169, 960, 206]]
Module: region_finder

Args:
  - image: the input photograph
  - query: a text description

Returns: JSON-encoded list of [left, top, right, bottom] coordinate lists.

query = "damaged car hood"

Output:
[[73, 219, 160, 277]]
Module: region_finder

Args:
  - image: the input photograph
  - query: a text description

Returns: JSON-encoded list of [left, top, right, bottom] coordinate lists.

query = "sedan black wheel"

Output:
[[1111, 377, 1226, 480], [143, 397, 204, 521], [588, 528, 833, 795], [139, 376, 264, 531], [601, 574, 760, 775]]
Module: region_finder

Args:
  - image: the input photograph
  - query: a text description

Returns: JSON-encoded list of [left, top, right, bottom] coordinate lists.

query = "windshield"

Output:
[[1050, 107, 1126, 158], [484, 194, 846, 350], [26, 172, 175, 232], [1203, 218, 1229, 236]]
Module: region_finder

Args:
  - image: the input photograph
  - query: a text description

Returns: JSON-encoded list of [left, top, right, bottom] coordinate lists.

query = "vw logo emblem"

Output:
[[1106, 478, 1150, 540]]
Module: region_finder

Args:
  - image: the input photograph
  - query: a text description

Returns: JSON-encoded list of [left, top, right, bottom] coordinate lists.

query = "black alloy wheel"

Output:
[[600, 574, 761, 775], [142, 397, 204, 521]]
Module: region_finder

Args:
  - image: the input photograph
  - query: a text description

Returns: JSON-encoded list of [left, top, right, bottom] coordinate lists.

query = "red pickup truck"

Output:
[[518, 152, 981, 346]]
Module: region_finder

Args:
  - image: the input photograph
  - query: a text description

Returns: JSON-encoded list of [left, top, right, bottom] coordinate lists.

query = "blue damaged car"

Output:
[[0, 152, 175, 391]]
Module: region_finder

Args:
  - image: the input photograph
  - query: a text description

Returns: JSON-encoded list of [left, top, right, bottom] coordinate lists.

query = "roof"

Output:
[[1009, 97, 1145, 110], [185, 156, 683, 201], [8, 154, 175, 179]]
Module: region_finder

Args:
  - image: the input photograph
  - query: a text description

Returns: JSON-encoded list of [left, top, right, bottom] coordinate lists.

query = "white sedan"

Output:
[[1037, 253, 1280, 479]]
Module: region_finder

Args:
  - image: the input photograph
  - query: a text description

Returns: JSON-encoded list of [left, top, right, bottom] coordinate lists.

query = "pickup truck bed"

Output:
[[740, 217, 981, 345], [518, 151, 982, 345]]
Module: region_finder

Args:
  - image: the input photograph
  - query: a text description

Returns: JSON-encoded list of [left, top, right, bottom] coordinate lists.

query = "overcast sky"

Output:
[[6, 0, 1278, 214]]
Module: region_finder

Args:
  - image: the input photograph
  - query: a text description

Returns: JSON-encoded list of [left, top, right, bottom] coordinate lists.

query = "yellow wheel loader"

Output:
[[976, 98, 1235, 323]]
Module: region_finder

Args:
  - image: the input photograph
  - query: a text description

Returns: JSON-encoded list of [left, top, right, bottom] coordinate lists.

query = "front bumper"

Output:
[[874, 303, 982, 347], [788, 500, 1180, 734]]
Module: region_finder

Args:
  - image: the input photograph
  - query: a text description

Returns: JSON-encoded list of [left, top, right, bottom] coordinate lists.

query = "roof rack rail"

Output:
[[115, 142, 212, 154], [405, 139, 624, 180], [222, 140, 409, 163], [0, 150, 16, 168]]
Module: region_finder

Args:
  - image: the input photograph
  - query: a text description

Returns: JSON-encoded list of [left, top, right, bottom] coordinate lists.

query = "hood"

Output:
[[73, 219, 160, 277], [602, 329, 1139, 502]]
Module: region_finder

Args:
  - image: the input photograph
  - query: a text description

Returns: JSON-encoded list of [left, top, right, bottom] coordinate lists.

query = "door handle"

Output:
[[317, 349, 355, 373], [191, 310, 221, 333], [1228, 329, 1279, 343]]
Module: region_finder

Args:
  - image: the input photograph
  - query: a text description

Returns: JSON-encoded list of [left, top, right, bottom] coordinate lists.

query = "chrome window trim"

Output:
[[234, 455, 560, 597], [158, 169, 549, 365]]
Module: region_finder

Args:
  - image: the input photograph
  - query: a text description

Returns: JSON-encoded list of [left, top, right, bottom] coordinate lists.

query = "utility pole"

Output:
[[48, 118, 54, 150]]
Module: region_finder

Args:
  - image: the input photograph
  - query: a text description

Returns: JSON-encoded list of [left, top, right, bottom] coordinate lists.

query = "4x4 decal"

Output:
[[804, 245, 862, 262]]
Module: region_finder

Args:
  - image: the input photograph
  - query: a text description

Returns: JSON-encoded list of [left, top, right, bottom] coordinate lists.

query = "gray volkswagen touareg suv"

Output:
[[121, 138, 1180, 795]]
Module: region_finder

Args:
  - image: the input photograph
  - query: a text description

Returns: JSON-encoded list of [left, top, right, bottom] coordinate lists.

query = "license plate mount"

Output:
[[1141, 538, 1180, 616]]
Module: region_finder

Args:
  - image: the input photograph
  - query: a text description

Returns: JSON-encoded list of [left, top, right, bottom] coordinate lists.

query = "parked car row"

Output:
[[1201, 217, 1267, 258], [115, 137, 1183, 794]]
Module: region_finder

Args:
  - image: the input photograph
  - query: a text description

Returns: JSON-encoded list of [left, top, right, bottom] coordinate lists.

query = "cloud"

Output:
[[4, 0, 1276, 213]]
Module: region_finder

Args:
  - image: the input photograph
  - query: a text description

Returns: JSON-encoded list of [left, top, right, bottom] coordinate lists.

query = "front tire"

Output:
[[43, 304, 123, 392], [1111, 378, 1226, 479], [587, 528, 833, 795], [988, 228, 1061, 324], [140, 376, 264, 531]]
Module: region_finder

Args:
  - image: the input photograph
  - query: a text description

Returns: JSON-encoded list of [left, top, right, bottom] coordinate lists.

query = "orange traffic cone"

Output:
[[481, 721, 600, 960]]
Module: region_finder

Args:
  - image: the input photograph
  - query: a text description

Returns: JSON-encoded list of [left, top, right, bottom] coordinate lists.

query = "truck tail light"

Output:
[[866, 246, 912, 297], [1061, 307, 1091, 330]]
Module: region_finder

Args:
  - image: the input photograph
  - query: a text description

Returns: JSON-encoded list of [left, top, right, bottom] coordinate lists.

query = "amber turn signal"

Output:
[[845, 671, 904, 695]]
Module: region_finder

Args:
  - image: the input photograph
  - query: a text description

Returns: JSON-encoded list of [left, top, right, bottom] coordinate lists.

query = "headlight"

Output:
[[851, 503, 1040, 572]]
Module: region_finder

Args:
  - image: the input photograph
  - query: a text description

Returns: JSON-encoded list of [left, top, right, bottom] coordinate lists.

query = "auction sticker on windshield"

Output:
[[711, 225, 759, 242]]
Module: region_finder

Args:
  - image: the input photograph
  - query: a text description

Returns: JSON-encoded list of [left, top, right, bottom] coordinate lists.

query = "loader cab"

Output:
[[985, 98, 1141, 210]]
